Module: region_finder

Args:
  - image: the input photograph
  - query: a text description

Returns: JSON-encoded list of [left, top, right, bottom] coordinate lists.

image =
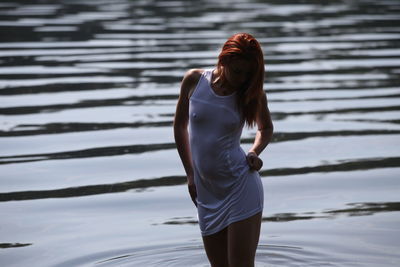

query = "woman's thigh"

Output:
[[202, 227, 229, 267], [227, 212, 262, 267]]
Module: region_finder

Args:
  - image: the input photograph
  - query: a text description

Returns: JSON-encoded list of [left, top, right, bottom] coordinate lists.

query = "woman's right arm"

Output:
[[173, 69, 202, 206]]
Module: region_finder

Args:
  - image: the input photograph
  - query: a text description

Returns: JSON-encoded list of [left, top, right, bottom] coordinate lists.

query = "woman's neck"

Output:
[[211, 68, 238, 95]]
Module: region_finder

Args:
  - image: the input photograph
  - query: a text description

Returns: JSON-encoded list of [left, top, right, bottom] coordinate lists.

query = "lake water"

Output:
[[1, 0, 400, 266]]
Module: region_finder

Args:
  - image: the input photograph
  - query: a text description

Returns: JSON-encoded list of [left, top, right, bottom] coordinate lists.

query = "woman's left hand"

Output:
[[246, 152, 263, 171]]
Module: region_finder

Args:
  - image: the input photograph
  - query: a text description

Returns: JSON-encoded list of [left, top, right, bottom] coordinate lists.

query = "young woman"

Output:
[[174, 33, 273, 267]]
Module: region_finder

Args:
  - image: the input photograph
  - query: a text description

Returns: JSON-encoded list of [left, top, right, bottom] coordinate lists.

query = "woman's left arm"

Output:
[[247, 92, 274, 170]]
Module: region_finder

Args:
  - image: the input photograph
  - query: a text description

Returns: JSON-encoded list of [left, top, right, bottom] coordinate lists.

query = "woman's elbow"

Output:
[[259, 121, 273, 140]]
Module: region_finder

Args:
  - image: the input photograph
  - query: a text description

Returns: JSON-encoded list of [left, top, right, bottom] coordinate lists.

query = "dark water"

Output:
[[1, 0, 400, 266]]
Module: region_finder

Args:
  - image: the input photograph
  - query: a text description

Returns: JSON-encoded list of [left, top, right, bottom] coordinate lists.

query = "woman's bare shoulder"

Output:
[[180, 69, 204, 98], [183, 69, 204, 84]]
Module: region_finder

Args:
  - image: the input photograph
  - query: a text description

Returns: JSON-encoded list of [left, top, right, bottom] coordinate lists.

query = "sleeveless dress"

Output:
[[189, 69, 264, 236]]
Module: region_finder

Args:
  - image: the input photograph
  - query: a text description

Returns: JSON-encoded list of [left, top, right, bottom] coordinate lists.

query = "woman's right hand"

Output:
[[187, 177, 197, 207], [246, 151, 263, 171]]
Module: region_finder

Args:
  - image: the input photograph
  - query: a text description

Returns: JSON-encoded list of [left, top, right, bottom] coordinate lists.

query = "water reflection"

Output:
[[54, 242, 337, 267], [0, 175, 185, 202], [266, 202, 400, 221], [0, 243, 32, 249], [159, 202, 400, 225], [1, 131, 399, 164], [1, 153, 398, 200]]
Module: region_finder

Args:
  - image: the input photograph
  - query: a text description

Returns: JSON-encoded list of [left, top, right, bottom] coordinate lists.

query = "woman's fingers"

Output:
[[257, 157, 263, 170], [246, 153, 263, 171], [188, 184, 197, 207], [246, 153, 255, 166], [252, 157, 262, 171]]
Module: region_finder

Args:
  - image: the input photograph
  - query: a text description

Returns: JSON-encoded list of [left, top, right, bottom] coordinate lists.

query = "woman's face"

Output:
[[223, 57, 253, 89]]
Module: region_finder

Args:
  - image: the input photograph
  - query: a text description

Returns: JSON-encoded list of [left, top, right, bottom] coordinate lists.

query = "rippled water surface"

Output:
[[1, 0, 400, 266]]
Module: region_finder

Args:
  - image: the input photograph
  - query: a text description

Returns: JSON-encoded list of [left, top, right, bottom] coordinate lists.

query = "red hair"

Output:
[[217, 33, 265, 127]]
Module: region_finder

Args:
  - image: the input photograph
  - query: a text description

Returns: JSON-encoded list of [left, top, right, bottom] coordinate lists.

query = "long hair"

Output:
[[217, 33, 265, 127]]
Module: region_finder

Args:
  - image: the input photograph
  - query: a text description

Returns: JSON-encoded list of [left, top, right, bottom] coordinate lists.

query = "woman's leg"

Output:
[[227, 212, 262, 267], [202, 226, 229, 267]]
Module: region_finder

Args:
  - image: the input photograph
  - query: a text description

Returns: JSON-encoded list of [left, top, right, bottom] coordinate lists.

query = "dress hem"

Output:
[[200, 206, 263, 237]]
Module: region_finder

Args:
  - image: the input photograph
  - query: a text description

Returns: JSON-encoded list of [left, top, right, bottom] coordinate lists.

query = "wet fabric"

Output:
[[189, 69, 264, 236]]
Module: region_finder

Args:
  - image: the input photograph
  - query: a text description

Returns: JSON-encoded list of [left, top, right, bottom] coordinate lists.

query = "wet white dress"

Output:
[[189, 69, 264, 236]]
